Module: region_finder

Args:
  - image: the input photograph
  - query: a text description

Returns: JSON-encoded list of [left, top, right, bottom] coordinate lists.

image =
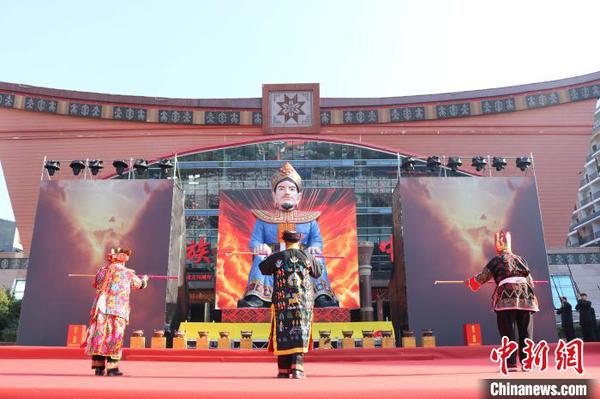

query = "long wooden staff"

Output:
[[434, 280, 548, 285], [222, 251, 344, 259], [68, 273, 178, 280]]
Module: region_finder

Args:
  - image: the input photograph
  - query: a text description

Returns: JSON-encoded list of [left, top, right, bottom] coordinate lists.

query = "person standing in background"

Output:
[[557, 296, 575, 341]]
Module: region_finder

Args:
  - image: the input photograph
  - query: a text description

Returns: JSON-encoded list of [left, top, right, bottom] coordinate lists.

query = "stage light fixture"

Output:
[[158, 159, 173, 172], [133, 159, 149, 174], [44, 160, 61, 176], [516, 156, 532, 171], [446, 157, 462, 171], [401, 157, 416, 171], [112, 160, 129, 176], [426, 156, 441, 170], [69, 160, 86, 176], [471, 156, 487, 172], [492, 157, 507, 171], [89, 160, 104, 176]]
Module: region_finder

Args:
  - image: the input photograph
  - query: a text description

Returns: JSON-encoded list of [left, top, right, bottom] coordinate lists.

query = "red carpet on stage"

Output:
[[1, 344, 599, 398]]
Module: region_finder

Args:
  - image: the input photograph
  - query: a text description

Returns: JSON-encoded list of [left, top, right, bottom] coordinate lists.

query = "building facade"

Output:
[[0, 218, 18, 252], [1, 74, 600, 319], [568, 100, 600, 247]]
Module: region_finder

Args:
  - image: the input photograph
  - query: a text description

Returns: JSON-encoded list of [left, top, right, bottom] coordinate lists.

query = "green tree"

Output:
[[0, 289, 22, 342]]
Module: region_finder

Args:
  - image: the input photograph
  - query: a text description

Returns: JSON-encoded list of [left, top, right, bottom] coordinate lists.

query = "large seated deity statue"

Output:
[[237, 162, 339, 308]]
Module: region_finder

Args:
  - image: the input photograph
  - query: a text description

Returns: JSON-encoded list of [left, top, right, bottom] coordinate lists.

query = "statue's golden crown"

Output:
[[271, 162, 302, 191]]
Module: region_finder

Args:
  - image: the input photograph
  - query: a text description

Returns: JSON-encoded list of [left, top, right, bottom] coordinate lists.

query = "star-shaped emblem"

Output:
[[276, 94, 306, 123]]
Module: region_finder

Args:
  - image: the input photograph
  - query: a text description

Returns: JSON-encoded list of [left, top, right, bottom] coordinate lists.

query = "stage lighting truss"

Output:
[[401, 155, 466, 176], [397, 154, 535, 178], [42, 158, 97, 180], [40, 158, 109, 180], [40, 155, 182, 181]]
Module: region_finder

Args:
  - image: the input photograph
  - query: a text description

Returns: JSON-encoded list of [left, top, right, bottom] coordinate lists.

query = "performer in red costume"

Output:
[[465, 231, 539, 372], [83, 247, 148, 376]]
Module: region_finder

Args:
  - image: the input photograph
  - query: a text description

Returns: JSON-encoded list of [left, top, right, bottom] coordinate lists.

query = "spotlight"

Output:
[[133, 159, 149, 174], [447, 157, 462, 171], [158, 159, 173, 169], [492, 157, 507, 171], [112, 160, 129, 176], [516, 156, 532, 171], [89, 160, 104, 176], [401, 157, 416, 171], [69, 160, 86, 176], [158, 159, 173, 176], [471, 156, 487, 172], [44, 160, 60, 176], [426, 156, 441, 170]]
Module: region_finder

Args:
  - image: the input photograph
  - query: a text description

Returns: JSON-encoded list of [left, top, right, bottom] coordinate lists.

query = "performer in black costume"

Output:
[[576, 293, 597, 342], [465, 230, 539, 372], [556, 296, 576, 341], [259, 230, 321, 379]]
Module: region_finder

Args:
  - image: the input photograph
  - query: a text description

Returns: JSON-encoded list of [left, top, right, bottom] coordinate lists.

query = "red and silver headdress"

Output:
[[494, 230, 512, 254]]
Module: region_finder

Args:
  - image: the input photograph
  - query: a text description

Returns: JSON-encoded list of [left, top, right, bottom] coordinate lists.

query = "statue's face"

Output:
[[273, 180, 301, 211]]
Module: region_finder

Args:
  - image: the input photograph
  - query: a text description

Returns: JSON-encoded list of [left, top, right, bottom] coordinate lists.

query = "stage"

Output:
[[1, 345, 599, 398]]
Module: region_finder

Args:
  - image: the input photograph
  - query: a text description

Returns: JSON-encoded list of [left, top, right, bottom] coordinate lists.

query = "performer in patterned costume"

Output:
[[259, 230, 322, 379], [83, 247, 148, 376], [465, 231, 539, 372], [238, 162, 338, 308]]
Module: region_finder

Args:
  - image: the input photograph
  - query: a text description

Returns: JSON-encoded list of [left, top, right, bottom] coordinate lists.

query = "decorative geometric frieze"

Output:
[[268, 91, 314, 127], [389, 106, 426, 122], [547, 252, 600, 265], [68, 102, 102, 118], [435, 102, 470, 119], [205, 111, 241, 125], [525, 92, 559, 109], [569, 85, 600, 102], [24, 97, 58, 113], [0, 257, 28, 269], [9, 82, 600, 125], [113, 106, 147, 121], [252, 111, 263, 125], [262, 84, 320, 134], [158, 109, 193, 124], [480, 98, 516, 114], [342, 110, 378, 124], [0, 93, 15, 108]]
